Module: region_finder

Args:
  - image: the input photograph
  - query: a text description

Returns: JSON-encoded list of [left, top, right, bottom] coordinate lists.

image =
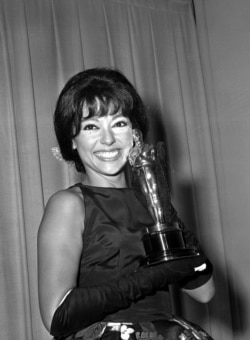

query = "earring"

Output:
[[51, 146, 64, 161], [133, 129, 143, 148], [128, 129, 143, 167]]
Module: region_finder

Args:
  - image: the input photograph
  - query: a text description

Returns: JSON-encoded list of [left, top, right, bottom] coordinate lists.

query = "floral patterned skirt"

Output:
[[64, 316, 214, 340]]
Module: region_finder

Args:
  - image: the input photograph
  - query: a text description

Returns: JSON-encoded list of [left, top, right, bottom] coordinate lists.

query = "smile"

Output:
[[94, 150, 120, 161]]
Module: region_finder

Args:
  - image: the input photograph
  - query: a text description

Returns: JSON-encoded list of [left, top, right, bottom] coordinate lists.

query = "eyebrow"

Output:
[[81, 111, 125, 122], [112, 112, 125, 119]]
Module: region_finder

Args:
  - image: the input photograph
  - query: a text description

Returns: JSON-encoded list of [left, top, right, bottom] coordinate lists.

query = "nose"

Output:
[[100, 127, 116, 146]]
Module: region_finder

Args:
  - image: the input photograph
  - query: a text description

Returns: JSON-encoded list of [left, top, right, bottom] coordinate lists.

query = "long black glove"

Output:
[[169, 204, 213, 289], [51, 254, 208, 338]]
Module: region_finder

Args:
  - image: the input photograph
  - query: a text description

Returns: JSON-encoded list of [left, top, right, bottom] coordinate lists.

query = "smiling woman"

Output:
[[53, 68, 148, 174], [73, 107, 133, 186], [37, 68, 215, 340]]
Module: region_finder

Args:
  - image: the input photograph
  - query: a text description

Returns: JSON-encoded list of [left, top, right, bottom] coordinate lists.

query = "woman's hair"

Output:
[[54, 67, 149, 172]]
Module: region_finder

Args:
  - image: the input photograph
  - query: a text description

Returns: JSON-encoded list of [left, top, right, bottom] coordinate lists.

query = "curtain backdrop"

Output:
[[0, 0, 238, 339]]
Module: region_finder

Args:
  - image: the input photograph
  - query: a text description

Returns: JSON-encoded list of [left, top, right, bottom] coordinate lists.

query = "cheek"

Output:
[[125, 131, 133, 150], [74, 133, 96, 149], [129, 134, 133, 148], [114, 127, 133, 150], [128, 128, 134, 143]]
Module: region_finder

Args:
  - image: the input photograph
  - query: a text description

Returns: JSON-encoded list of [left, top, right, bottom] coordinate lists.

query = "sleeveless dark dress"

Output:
[[66, 183, 213, 340]]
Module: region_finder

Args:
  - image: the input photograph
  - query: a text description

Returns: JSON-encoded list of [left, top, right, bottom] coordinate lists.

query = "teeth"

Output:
[[95, 150, 119, 158]]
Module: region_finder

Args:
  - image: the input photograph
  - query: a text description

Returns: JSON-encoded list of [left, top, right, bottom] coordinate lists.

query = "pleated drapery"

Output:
[[0, 1, 238, 339]]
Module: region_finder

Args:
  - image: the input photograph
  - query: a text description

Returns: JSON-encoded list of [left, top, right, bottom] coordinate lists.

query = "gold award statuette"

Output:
[[128, 129, 199, 265]]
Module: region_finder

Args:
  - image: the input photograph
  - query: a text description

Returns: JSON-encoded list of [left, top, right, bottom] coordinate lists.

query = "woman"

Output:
[[38, 68, 215, 340]]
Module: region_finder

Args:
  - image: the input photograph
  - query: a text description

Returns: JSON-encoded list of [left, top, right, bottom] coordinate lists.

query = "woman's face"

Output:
[[73, 105, 133, 182]]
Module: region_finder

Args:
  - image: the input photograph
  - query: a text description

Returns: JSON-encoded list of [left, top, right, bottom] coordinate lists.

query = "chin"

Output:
[[101, 161, 127, 175], [103, 169, 124, 176]]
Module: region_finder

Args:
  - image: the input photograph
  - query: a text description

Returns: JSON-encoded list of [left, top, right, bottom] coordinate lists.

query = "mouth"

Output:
[[94, 149, 121, 161]]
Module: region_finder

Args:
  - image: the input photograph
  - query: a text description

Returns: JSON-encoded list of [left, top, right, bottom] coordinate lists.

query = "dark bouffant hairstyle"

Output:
[[54, 67, 149, 172]]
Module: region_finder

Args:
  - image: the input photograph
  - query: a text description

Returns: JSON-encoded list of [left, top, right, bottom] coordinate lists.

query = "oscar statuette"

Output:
[[128, 129, 199, 266]]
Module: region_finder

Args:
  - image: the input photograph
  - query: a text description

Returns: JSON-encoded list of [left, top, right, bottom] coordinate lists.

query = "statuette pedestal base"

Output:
[[143, 224, 199, 266]]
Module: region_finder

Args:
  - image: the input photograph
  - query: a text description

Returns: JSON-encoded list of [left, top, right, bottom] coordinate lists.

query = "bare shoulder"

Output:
[[46, 186, 84, 216], [48, 186, 84, 209], [39, 186, 85, 236]]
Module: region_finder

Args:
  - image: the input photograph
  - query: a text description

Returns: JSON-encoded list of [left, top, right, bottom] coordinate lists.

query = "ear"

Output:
[[72, 140, 77, 150]]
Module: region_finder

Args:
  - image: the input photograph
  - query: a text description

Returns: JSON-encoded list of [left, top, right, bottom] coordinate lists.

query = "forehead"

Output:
[[81, 97, 124, 119]]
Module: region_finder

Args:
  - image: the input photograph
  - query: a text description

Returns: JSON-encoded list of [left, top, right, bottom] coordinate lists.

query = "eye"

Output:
[[82, 123, 99, 131], [113, 119, 129, 128]]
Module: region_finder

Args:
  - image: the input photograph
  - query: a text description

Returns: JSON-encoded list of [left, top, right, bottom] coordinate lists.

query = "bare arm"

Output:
[[37, 189, 84, 331], [182, 275, 215, 303]]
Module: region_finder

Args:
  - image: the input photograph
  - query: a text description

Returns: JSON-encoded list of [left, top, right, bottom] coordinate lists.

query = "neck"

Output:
[[82, 172, 127, 188]]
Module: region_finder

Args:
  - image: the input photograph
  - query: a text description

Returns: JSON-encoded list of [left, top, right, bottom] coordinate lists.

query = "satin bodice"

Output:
[[75, 183, 171, 322]]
